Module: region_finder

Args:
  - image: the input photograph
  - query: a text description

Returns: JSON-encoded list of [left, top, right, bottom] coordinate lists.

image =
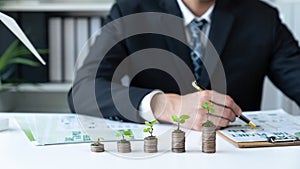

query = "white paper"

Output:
[[15, 114, 145, 146], [0, 12, 46, 65], [219, 109, 300, 142]]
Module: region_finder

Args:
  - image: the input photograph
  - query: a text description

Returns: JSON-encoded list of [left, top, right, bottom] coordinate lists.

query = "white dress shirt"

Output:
[[138, 0, 215, 122]]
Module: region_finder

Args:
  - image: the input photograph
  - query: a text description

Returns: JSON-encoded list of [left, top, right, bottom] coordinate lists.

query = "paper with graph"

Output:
[[218, 109, 300, 143], [15, 114, 145, 146]]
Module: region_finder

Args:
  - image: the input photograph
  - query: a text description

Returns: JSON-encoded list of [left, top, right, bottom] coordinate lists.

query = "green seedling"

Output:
[[91, 137, 104, 146], [143, 120, 157, 138], [172, 114, 190, 130], [202, 102, 216, 127], [116, 130, 132, 143]]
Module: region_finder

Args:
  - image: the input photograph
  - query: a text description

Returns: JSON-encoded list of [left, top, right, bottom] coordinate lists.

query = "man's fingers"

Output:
[[213, 103, 236, 122], [201, 90, 242, 117], [222, 96, 242, 117], [177, 90, 243, 131], [190, 111, 231, 130], [206, 114, 230, 128]]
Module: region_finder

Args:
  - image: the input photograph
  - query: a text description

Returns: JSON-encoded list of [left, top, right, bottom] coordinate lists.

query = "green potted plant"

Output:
[[143, 120, 158, 153], [201, 102, 216, 153], [171, 114, 190, 153], [0, 40, 46, 111], [0, 40, 46, 88], [90, 137, 105, 153], [116, 129, 132, 153]]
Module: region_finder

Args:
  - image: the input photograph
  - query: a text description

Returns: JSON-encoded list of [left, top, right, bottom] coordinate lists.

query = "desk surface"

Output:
[[0, 113, 299, 169]]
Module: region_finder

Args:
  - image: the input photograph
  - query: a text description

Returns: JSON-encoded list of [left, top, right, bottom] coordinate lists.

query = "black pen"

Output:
[[192, 81, 257, 128]]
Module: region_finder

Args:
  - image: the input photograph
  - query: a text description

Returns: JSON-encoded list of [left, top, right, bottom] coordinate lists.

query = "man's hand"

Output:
[[150, 90, 242, 130]]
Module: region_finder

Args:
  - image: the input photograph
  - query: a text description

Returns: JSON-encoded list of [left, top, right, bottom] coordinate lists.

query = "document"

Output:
[[15, 114, 145, 146], [219, 109, 300, 143]]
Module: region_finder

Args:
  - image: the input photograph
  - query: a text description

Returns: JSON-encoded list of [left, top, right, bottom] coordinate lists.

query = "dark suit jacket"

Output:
[[68, 0, 300, 122]]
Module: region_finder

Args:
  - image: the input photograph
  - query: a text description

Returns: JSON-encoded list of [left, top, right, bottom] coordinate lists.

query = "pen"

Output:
[[192, 81, 257, 128]]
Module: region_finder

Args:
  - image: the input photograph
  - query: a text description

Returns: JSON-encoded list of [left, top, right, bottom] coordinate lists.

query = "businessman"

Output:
[[68, 0, 300, 130]]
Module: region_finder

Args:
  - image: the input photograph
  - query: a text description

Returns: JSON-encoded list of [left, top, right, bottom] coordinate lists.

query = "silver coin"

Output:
[[202, 127, 216, 153], [117, 141, 131, 153], [144, 138, 158, 153], [172, 130, 186, 153], [90, 144, 105, 153]]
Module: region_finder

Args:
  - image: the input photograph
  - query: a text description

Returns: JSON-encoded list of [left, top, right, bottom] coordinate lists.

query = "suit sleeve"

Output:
[[267, 9, 300, 106], [68, 3, 152, 123]]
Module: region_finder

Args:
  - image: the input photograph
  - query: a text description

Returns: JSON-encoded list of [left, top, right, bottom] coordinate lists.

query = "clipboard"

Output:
[[217, 109, 300, 148], [217, 130, 300, 148]]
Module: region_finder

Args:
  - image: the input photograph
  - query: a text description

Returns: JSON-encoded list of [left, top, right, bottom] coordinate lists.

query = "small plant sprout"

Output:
[[172, 114, 190, 130], [202, 102, 216, 127], [91, 137, 104, 146], [116, 130, 132, 153], [143, 120, 157, 138], [90, 137, 105, 152], [116, 130, 132, 142]]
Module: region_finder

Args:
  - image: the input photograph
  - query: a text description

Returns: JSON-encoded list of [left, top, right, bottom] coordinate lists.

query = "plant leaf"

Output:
[[1, 44, 32, 65], [0, 40, 19, 71], [171, 115, 178, 122], [9, 48, 35, 58], [209, 108, 215, 114], [143, 128, 150, 133], [0, 40, 19, 60], [123, 130, 132, 136], [151, 120, 157, 125], [8, 48, 48, 59], [0, 39, 47, 73], [37, 49, 48, 55], [202, 102, 209, 109], [8, 58, 40, 67], [116, 132, 122, 137], [202, 120, 215, 127], [180, 115, 190, 120], [145, 121, 151, 127], [179, 119, 185, 124]]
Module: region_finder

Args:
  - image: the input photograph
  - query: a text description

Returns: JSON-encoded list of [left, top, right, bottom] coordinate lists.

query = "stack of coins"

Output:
[[144, 137, 158, 153], [117, 140, 131, 153], [90, 143, 105, 153], [202, 127, 216, 153], [172, 130, 185, 153]]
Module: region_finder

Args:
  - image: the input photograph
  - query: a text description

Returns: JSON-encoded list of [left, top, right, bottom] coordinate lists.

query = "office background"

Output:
[[0, 0, 299, 114]]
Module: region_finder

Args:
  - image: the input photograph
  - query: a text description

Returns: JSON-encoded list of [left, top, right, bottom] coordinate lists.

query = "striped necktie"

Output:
[[189, 19, 210, 88]]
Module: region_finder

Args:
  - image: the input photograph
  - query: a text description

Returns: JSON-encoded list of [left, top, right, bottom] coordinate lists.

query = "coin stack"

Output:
[[90, 143, 105, 153], [202, 126, 216, 153], [172, 130, 185, 153], [117, 140, 131, 153], [144, 137, 158, 153]]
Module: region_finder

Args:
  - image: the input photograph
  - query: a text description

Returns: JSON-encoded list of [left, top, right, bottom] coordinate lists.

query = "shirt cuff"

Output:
[[138, 90, 164, 122]]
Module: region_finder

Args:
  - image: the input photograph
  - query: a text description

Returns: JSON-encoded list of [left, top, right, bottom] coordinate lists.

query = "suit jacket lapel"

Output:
[[158, 0, 182, 18], [157, 0, 235, 90], [209, 0, 234, 56], [158, 0, 235, 64], [203, 0, 234, 83]]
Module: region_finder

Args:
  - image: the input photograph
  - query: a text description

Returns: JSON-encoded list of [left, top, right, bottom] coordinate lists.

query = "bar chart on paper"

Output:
[[15, 113, 144, 146], [218, 109, 300, 148]]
